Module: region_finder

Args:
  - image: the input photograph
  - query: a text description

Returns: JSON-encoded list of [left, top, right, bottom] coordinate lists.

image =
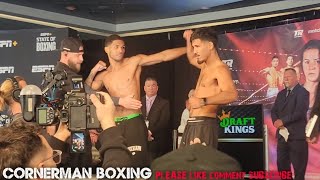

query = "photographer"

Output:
[[0, 92, 132, 179], [90, 92, 132, 168], [0, 120, 59, 180], [0, 76, 27, 125], [48, 37, 139, 168], [54, 37, 142, 117]]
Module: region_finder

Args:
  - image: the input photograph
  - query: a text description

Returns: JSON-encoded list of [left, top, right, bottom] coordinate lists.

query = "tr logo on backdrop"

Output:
[[222, 59, 234, 69], [293, 30, 303, 38]]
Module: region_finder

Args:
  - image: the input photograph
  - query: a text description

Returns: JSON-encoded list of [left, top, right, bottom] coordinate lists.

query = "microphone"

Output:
[[20, 85, 42, 122]]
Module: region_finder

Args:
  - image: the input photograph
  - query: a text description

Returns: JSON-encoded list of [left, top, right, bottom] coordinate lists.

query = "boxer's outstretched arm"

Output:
[[137, 47, 186, 66]]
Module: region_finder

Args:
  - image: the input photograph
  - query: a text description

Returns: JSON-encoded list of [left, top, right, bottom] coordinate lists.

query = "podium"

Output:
[[217, 104, 266, 176]]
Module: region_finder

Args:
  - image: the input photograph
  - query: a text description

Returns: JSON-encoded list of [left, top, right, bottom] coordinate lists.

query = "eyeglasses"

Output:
[[41, 150, 62, 164]]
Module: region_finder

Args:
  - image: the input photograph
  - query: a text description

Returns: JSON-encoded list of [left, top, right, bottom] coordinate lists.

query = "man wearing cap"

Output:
[[86, 34, 187, 167], [57, 37, 141, 110], [49, 37, 141, 168]]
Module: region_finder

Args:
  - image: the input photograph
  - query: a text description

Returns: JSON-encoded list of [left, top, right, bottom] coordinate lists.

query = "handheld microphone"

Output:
[[20, 85, 42, 122]]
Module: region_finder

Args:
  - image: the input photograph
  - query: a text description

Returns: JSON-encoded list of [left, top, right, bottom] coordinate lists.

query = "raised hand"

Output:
[[92, 60, 107, 73], [183, 30, 193, 40]]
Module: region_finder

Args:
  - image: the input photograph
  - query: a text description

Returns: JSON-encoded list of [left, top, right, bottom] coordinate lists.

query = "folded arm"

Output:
[[205, 65, 238, 105]]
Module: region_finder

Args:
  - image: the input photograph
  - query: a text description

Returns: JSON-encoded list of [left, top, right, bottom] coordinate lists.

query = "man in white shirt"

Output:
[[178, 100, 190, 134], [178, 89, 194, 147]]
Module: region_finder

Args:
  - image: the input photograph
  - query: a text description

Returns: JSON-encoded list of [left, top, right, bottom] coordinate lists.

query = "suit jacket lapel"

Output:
[[280, 84, 299, 110], [148, 96, 159, 117]]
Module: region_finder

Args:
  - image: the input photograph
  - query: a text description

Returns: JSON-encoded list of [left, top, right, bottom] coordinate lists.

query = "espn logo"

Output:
[[294, 30, 303, 38], [0, 66, 14, 74], [32, 65, 54, 73], [0, 40, 15, 48]]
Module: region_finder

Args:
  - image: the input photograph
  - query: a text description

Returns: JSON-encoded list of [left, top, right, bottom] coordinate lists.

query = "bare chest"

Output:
[[195, 70, 220, 96], [103, 65, 140, 95], [196, 69, 217, 87]]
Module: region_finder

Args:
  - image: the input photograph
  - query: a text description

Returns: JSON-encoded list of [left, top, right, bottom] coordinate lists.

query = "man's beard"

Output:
[[197, 59, 205, 64], [68, 61, 80, 73]]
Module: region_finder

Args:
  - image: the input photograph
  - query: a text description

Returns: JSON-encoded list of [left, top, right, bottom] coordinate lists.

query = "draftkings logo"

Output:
[[0, 66, 14, 74], [31, 65, 54, 73], [218, 110, 256, 134], [294, 30, 303, 38], [0, 40, 18, 48]]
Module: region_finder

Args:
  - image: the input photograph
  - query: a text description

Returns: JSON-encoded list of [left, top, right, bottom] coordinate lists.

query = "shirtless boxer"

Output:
[[260, 56, 281, 98], [182, 28, 238, 148], [86, 34, 186, 166]]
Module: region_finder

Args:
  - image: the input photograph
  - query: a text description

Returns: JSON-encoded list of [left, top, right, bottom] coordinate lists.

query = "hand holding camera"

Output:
[[90, 92, 116, 130], [54, 121, 71, 142]]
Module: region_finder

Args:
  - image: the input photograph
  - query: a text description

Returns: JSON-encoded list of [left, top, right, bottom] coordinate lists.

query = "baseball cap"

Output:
[[151, 144, 242, 174], [60, 37, 83, 53]]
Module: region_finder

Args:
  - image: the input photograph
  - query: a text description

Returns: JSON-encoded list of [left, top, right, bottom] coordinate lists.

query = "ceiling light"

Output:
[[201, 6, 210, 10], [66, 5, 76, 11]]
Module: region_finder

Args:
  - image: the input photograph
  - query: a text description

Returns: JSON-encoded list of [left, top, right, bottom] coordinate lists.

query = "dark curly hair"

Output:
[[105, 34, 124, 47], [190, 27, 218, 48], [0, 120, 43, 174]]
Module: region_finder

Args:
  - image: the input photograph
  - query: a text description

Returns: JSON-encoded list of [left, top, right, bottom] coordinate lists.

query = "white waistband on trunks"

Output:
[[187, 118, 204, 123], [188, 116, 216, 123]]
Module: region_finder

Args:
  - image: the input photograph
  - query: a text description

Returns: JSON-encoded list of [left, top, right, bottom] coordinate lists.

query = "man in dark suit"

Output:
[[271, 68, 309, 180], [141, 77, 170, 163]]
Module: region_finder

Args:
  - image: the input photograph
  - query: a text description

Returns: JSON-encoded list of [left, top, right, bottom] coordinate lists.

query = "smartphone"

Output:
[[71, 131, 86, 153]]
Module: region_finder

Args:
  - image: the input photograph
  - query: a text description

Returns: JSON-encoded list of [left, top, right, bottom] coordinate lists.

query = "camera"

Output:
[[58, 89, 102, 131], [22, 70, 102, 131], [20, 71, 103, 153], [36, 107, 55, 125]]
